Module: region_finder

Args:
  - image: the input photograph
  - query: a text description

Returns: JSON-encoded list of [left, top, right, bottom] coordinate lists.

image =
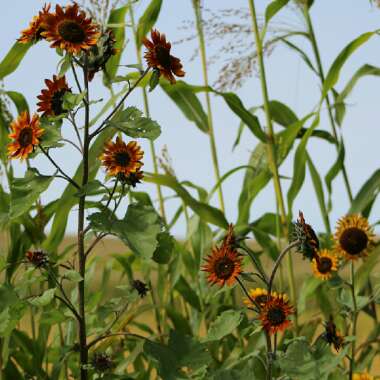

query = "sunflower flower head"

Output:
[[334, 214, 374, 261], [92, 353, 113, 373], [7, 112, 44, 160], [312, 249, 339, 281], [18, 4, 52, 44], [37, 75, 71, 117], [353, 373, 374, 380], [42, 3, 100, 55], [291, 211, 319, 261], [202, 233, 243, 287], [321, 315, 344, 352], [100, 137, 144, 178], [244, 288, 271, 308], [259, 292, 294, 335], [143, 29, 185, 84], [26, 250, 49, 268]]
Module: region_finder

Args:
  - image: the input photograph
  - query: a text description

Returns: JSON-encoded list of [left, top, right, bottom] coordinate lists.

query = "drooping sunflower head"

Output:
[[100, 137, 144, 178], [322, 315, 344, 352], [244, 288, 271, 308], [202, 243, 242, 287], [118, 169, 144, 188], [353, 373, 374, 380], [37, 75, 71, 117], [312, 249, 339, 281], [42, 3, 100, 54], [143, 29, 185, 84], [259, 292, 294, 335], [7, 112, 44, 160], [18, 3, 52, 44], [292, 211, 319, 261], [334, 215, 374, 260]]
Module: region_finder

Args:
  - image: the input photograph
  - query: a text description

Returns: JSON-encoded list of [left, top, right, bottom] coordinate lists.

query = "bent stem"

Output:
[[349, 261, 358, 380], [129, 1, 167, 223], [192, 0, 225, 212], [247, 0, 298, 331]]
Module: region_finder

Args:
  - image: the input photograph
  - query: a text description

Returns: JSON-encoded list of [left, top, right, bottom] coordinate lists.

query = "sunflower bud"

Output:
[[26, 250, 49, 268], [92, 352, 113, 373]]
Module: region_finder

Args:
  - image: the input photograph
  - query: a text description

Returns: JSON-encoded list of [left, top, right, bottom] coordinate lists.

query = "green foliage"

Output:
[[0, 42, 31, 80]]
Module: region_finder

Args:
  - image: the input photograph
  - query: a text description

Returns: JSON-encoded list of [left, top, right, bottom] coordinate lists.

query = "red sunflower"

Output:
[[143, 29, 185, 84]]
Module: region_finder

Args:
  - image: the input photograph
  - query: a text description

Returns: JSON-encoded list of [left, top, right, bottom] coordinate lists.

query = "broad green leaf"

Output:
[[354, 245, 380, 293], [152, 231, 174, 264], [108, 106, 161, 140], [297, 276, 322, 314], [287, 115, 320, 219], [62, 91, 86, 111], [5, 91, 29, 115], [205, 310, 243, 342], [39, 118, 63, 149], [63, 270, 83, 283], [322, 31, 377, 98], [144, 172, 228, 228], [135, 0, 163, 48], [349, 169, 380, 214], [174, 276, 201, 311], [0, 42, 32, 80], [265, 0, 290, 24], [104, 5, 128, 85], [161, 81, 209, 133], [29, 288, 56, 307], [268, 100, 298, 127], [10, 169, 53, 219]]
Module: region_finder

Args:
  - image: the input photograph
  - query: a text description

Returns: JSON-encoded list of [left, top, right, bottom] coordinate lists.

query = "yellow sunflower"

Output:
[[42, 3, 100, 54], [18, 4, 52, 44], [259, 292, 294, 335], [7, 112, 44, 160], [143, 29, 185, 84], [37, 75, 70, 117], [312, 249, 339, 280], [202, 238, 242, 287], [334, 215, 374, 260], [353, 373, 374, 380], [244, 288, 271, 308], [100, 137, 144, 178]]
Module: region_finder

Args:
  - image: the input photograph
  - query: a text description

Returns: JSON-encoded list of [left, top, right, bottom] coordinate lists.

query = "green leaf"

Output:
[[29, 288, 56, 307], [265, 0, 290, 24], [349, 169, 380, 214], [62, 91, 86, 111], [10, 169, 54, 219], [149, 68, 160, 92], [322, 31, 377, 98], [174, 276, 201, 311], [152, 231, 174, 264], [0, 42, 32, 80], [108, 106, 161, 140], [268, 100, 298, 127], [161, 81, 209, 133], [354, 245, 380, 293], [205, 310, 243, 342], [144, 172, 228, 228], [63, 270, 83, 283], [39, 118, 63, 149], [298, 276, 322, 314], [104, 5, 128, 85], [5, 91, 29, 115], [135, 0, 163, 48]]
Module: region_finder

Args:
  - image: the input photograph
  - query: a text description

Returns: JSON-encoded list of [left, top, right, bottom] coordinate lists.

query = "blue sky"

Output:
[[1, 0, 380, 237]]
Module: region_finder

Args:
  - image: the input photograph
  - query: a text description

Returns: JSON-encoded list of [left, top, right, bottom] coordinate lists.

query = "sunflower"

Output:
[[143, 29, 185, 84], [202, 239, 242, 287], [100, 137, 144, 177], [334, 215, 374, 260], [118, 169, 144, 187], [26, 250, 49, 268], [42, 3, 100, 54], [37, 75, 70, 117], [7, 112, 44, 160], [259, 293, 294, 335], [321, 315, 344, 352], [312, 249, 339, 281], [244, 288, 271, 308], [353, 373, 374, 380], [18, 4, 52, 44]]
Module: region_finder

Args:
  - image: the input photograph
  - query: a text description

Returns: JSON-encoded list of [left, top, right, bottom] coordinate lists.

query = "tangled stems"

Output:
[[247, 0, 298, 331]]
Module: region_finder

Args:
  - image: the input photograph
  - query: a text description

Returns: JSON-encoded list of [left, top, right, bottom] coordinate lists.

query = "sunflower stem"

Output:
[[349, 261, 358, 380], [192, 0, 225, 213], [247, 0, 298, 333], [129, 1, 167, 223]]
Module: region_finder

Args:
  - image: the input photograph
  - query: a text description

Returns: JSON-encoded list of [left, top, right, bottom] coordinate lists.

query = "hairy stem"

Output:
[[247, 0, 298, 332], [192, 0, 225, 212]]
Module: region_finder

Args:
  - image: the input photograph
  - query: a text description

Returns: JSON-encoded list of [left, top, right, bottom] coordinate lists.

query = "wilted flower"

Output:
[[132, 279, 149, 298], [26, 250, 49, 268], [321, 316, 344, 352], [92, 352, 113, 373], [118, 170, 144, 188]]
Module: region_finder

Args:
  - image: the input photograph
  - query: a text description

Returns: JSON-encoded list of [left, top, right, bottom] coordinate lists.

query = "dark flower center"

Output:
[[115, 151, 131, 167], [155, 45, 172, 69], [51, 89, 67, 115], [58, 20, 86, 43], [214, 256, 235, 280], [19, 128, 33, 147], [255, 295, 269, 305], [339, 227, 368, 255], [267, 306, 286, 326], [317, 257, 333, 274]]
